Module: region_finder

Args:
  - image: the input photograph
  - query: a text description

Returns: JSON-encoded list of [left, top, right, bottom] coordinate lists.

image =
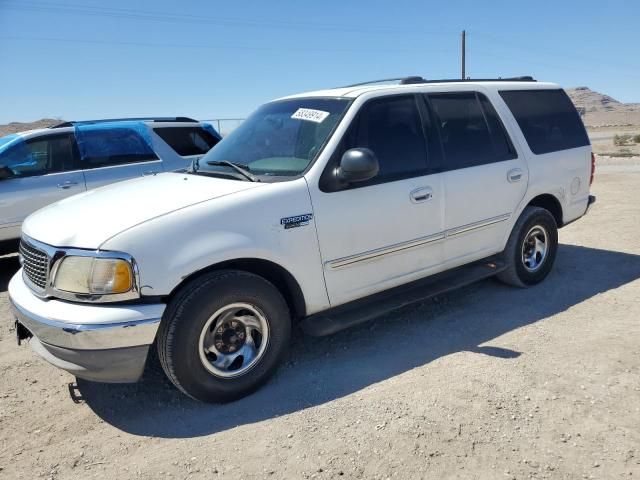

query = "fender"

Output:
[[499, 187, 564, 251], [101, 178, 332, 315]]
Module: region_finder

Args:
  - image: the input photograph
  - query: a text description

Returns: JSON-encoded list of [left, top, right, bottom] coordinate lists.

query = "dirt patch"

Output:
[[1, 171, 639, 479]]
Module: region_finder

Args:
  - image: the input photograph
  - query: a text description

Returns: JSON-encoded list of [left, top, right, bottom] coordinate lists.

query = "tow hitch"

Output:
[[15, 320, 32, 346]]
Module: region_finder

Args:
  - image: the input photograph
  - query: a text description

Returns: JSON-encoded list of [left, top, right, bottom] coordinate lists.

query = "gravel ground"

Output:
[[1, 168, 639, 480]]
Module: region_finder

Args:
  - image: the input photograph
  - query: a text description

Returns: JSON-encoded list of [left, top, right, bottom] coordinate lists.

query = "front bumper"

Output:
[[8, 270, 165, 383]]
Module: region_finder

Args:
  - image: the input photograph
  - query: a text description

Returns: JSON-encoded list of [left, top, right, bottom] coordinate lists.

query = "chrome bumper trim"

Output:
[[10, 297, 160, 350]]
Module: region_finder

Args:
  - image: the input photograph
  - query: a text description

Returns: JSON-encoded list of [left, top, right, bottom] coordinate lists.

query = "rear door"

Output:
[[499, 88, 592, 223], [151, 125, 221, 171], [75, 124, 163, 190], [0, 133, 85, 241], [424, 91, 528, 266]]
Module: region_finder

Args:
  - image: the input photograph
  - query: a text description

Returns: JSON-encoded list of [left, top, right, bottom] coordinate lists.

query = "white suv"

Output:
[[9, 77, 596, 402], [0, 117, 221, 252]]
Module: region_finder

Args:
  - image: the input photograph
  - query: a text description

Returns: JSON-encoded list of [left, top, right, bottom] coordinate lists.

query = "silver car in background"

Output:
[[0, 117, 221, 252]]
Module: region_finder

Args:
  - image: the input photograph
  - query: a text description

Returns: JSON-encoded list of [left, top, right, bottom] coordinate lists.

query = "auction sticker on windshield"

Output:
[[291, 108, 330, 123]]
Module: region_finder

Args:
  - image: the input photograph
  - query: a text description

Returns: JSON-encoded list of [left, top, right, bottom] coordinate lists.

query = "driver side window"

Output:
[[0, 134, 75, 179], [321, 94, 429, 191]]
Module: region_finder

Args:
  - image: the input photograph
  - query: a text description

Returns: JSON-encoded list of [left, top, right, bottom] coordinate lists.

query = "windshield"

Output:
[[198, 98, 350, 178]]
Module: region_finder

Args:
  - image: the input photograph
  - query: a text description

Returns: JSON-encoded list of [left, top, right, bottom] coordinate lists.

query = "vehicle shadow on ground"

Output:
[[0, 255, 20, 292], [75, 244, 640, 438]]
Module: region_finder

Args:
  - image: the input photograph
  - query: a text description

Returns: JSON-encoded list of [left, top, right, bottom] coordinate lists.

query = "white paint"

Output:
[[15, 79, 593, 318]]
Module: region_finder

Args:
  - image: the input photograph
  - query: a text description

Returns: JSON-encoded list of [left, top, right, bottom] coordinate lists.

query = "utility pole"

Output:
[[461, 30, 466, 79]]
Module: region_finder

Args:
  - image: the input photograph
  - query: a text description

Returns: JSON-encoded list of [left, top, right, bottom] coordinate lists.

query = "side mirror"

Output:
[[338, 148, 379, 183], [0, 166, 13, 180]]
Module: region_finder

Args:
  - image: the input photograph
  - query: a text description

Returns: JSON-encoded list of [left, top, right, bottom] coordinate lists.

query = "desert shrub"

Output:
[[633, 134, 640, 143], [614, 134, 632, 146]]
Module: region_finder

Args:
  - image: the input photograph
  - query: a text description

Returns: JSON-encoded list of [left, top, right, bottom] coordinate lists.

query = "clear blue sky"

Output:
[[0, 0, 638, 123]]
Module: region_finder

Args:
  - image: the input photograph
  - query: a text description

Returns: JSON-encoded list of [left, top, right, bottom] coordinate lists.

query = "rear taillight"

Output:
[[590, 152, 596, 186]]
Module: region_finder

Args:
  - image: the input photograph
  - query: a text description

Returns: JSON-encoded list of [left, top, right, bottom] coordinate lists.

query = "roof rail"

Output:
[[421, 76, 536, 83], [50, 117, 199, 129], [342, 75, 536, 88], [343, 76, 428, 88]]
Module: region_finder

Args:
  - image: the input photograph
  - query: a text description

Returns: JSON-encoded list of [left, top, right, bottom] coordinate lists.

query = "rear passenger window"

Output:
[[154, 127, 220, 156], [499, 89, 590, 155], [341, 95, 428, 183], [75, 126, 158, 169], [428, 92, 516, 171]]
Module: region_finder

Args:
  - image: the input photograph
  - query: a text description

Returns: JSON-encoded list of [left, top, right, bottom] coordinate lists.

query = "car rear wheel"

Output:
[[157, 270, 291, 402], [496, 206, 558, 287]]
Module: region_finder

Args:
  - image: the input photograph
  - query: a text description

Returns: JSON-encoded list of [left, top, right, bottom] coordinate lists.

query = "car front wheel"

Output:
[[157, 270, 291, 403]]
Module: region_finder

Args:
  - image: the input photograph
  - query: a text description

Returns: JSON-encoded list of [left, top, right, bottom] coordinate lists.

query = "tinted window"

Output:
[[478, 94, 517, 161], [154, 127, 220, 156], [75, 127, 158, 169], [341, 95, 428, 182], [0, 134, 74, 179], [499, 89, 590, 155], [428, 92, 516, 171]]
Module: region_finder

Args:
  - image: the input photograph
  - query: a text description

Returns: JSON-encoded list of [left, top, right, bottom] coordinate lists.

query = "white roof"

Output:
[[14, 128, 52, 137], [278, 80, 560, 101]]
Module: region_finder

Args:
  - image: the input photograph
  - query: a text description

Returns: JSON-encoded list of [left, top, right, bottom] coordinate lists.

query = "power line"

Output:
[[0, 35, 458, 55], [468, 46, 640, 81], [470, 31, 638, 74], [0, 0, 457, 36]]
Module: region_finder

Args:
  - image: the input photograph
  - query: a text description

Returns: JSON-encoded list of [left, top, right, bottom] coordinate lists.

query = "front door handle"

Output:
[[507, 168, 523, 183], [143, 170, 159, 176], [410, 187, 433, 203], [57, 181, 78, 189]]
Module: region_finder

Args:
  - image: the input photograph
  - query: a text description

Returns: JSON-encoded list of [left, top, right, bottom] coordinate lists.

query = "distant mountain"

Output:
[[566, 87, 640, 113], [0, 118, 62, 137], [566, 87, 640, 127]]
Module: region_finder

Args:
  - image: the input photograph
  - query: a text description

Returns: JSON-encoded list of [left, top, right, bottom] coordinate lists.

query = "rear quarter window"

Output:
[[499, 89, 590, 155]]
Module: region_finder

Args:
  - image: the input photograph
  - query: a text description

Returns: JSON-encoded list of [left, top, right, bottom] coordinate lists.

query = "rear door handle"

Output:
[[410, 187, 433, 203], [507, 168, 523, 183], [57, 181, 78, 189]]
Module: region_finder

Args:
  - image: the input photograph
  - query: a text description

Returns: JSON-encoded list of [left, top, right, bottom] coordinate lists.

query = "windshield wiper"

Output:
[[206, 160, 259, 182]]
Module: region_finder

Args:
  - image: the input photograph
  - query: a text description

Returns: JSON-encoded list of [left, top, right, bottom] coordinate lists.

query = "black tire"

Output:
[[496, 206, 558, 288], [157, 270, 291, 403]]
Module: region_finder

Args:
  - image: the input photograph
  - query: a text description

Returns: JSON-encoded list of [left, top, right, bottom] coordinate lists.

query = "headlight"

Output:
[[54, 256, 135, 296]]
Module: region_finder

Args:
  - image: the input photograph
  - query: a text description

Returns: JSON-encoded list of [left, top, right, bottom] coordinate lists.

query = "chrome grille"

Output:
[[19, 240, 50, 289]]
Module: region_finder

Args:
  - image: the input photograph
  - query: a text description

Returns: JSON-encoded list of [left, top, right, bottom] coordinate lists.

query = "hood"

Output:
[[22, 172, 264, 249]]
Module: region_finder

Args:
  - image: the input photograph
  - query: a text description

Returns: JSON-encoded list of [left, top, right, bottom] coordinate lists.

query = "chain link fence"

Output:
[[201, 118, 245, 136]]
